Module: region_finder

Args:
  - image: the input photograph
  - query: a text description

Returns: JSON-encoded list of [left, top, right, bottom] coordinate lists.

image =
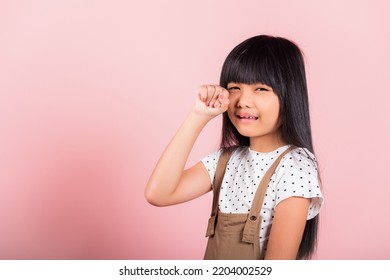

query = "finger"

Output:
[[205, 85, 216, 106], [212, 91, 229, 110], [220, 95, 230, 109], [218, 88, 230, 109], [213, 99, 222, 108], [208, 92, 220, 108], [215, 86, 225, 99], [210, 85, 226, 107], [198, 85, 208, 103], [210, 89, 222, 108], [217, 87, 229, 101], [209, 86, 224, 108]]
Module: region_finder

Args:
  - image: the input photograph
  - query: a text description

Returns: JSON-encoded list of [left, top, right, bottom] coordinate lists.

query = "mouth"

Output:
[[236, 113, 259, 120]]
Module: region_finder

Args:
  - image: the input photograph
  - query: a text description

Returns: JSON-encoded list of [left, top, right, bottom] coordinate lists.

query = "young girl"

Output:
[[145, 35, 324, 260]]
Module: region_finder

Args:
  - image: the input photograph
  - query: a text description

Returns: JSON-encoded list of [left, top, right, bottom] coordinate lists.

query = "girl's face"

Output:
[[227, 82, 285, 151]]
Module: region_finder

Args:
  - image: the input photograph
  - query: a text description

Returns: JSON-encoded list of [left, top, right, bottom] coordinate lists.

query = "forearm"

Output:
[[145, 85, 229, 206], [145, 110, 210, 205]]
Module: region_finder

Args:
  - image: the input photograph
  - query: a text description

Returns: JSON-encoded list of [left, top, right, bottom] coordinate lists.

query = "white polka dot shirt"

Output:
[[201, 145, 324, 258]]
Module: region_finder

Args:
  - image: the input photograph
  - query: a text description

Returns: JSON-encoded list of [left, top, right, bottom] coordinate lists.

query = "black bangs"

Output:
[[220, 35, 278, 90]]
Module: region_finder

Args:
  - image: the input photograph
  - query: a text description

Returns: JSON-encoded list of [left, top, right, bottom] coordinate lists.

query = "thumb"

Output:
[[218, 90, 230, 111]]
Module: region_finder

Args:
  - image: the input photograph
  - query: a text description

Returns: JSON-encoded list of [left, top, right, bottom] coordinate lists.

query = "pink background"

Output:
[[0, 0, 389, 259]]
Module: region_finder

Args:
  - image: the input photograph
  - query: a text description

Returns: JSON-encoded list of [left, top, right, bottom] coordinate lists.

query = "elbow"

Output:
[[144, 185, 169, 207], [144, 191, 161, 207]]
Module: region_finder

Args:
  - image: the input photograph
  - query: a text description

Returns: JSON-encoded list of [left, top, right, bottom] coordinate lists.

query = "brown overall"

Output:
[[204, 147, 293, 260]]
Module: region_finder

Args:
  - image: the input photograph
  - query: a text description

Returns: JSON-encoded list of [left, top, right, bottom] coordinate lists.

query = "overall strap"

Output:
[[205, 148, 234, 237], [242, 146, 295, 243]]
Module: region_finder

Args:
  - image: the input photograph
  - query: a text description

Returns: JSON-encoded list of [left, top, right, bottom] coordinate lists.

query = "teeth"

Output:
[[238, 115, 257, 119]]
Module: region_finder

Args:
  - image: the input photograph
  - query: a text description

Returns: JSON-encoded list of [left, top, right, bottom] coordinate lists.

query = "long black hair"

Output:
[[219, 35, 319, 259]]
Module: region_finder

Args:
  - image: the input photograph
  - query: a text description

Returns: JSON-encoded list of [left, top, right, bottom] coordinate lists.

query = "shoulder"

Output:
[[273, 146, 323, 219], [201, 146, 249, 183], [202, 146, 249, 163], [279, 147, 318, 174], [275, 146, 319, 190]]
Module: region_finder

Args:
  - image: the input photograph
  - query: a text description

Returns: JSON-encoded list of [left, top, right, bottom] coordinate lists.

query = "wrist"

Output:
[[188, 109, 214, 126]]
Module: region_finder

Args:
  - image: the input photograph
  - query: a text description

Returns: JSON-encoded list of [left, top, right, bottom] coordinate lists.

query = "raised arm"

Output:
[[145, 85, 229, 206]]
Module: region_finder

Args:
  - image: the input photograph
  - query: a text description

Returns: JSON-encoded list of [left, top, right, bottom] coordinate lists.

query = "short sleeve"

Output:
[[274, 148, 324, 220], [201, 149, 222, 184]]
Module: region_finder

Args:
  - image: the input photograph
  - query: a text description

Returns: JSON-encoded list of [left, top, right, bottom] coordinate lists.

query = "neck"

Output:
[[249, 133, 287, 153]]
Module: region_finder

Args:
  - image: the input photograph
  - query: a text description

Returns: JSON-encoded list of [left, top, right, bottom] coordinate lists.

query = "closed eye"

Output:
[[227, 86, 240, 92]]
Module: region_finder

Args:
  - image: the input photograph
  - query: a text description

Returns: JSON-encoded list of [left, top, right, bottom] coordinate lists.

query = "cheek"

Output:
[[257, 99, 280, 122], [270, 105, 282, 127], [227, 108, 235, 123], [270, 104, 281, 120], [227, 97, 236, 119]]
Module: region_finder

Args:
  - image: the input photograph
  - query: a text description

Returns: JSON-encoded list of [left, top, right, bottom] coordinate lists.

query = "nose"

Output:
[[236, 89, 253, 108]]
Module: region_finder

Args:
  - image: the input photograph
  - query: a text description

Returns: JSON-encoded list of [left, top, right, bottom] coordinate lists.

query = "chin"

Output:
[[235, 129, 258, 138], [235, 127, 275, 140]]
